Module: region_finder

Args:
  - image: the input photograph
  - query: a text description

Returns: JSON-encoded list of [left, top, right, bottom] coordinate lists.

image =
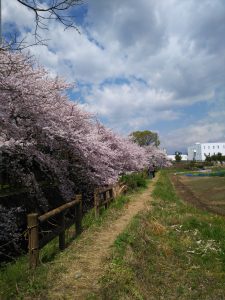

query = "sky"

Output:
[[2, 0, 225, 154]]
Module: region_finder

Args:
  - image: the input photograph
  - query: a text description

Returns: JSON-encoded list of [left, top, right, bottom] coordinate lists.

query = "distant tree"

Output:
[[205, 154, 211, 162], [175, 151, 182, 162], [210, 152, 225, 164], [145, 145, 172, 169], [129, 130, 160, 147]]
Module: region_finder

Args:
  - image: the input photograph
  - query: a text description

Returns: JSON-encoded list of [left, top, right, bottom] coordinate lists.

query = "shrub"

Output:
[[120, 171, 148, 191]]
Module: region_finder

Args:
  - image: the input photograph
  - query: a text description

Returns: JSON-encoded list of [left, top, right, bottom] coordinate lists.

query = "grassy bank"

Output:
[[95, 170, 225, 299], [0, 174, 149, 299]]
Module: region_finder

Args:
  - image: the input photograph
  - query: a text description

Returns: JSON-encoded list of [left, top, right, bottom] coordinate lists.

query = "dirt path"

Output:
[[46, 176, 158, 299]]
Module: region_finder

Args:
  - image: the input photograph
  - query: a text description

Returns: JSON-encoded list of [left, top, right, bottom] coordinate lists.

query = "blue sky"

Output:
[[2, 0, 225, 154]]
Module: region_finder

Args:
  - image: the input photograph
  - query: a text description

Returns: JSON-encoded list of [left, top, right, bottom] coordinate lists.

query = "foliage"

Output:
[[205, 152, 225, 164], [120, 172, 148, 191], [144, 145, 172, 169], [170, 161, 213, 171], [175, 151, 182, 162], [129, 130, 160, 147]]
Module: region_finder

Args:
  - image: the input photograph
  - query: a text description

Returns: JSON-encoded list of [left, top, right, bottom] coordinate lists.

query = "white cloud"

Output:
[[2, 0, 34, 30], [163, 120, 225, 153], [2, 0, 225, 151], [83, 81, 182, 132]]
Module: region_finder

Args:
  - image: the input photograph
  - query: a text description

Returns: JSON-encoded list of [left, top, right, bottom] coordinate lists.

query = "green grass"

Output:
[[0, 239, 59, 299], [0, 261, 49, 299], [95, 170, 225, 300], [82, 194, 131, 230], [0, 182, 149, 299], [120, 171, 148, 191]]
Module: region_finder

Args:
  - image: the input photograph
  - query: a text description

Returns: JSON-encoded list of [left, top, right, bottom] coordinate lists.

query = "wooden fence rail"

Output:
[[94, 186, 114, 218], [27, 194, 82, 269]]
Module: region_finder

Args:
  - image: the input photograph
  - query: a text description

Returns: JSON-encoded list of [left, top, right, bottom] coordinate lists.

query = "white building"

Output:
[[188, 142, 225, 161]]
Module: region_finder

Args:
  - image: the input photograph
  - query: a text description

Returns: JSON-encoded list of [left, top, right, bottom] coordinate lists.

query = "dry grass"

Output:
[[150, 220, 167, 235]]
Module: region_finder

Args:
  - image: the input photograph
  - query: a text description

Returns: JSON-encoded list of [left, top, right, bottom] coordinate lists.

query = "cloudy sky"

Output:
[[2, 0, 225, 153]]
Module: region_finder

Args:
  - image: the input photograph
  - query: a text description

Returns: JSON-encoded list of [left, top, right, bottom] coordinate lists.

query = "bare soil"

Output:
[[171, 174, 225, 217], [45, 177, 158, 299]]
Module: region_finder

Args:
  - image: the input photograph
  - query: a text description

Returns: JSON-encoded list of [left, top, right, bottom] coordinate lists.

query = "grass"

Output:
[[120, 171, 148, 191], [0, 180, 149, 299], [94, 170, 225, 299]]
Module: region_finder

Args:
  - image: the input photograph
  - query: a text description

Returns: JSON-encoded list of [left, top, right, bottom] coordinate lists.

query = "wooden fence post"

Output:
[[58, 212, 65, 250], [27, 213, 39, 269], [105, 191, 110, 209], [112, 184, 117, 199], [94, 188, 100, 218], [110, 188, 113, 202], [75, 195, 82, 236]]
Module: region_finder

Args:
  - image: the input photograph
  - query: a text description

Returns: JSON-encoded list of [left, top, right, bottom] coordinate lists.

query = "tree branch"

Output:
[[16, 0, 82, 42]]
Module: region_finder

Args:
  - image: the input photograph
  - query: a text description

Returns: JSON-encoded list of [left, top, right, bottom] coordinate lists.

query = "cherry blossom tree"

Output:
[[0, 48, 171, 260], [0, 49, 149, 207], [144, 145, 172, 169]]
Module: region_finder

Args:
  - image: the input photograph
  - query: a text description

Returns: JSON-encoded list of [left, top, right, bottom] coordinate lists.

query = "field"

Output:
[[171, 174, 225, 216], [94, 170, 225, 299]]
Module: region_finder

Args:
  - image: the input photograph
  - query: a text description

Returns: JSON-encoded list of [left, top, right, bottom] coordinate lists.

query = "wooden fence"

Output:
[[27, 184, 127, 269], [94, 186, 114, 217], [27, 194, 82, 269]]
